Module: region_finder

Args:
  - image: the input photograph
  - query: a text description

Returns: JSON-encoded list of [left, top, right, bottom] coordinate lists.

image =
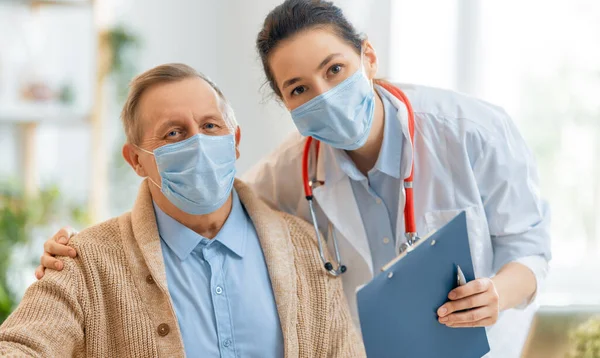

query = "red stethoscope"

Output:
[[302, 81, 418, 277]]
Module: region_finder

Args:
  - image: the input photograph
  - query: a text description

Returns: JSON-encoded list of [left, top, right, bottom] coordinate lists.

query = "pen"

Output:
[[456, 264, 467, 287]]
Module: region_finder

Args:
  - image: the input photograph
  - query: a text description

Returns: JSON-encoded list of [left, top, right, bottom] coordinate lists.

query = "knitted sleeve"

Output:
[[0, 256, 86, 357], [282, 212, 366, 358]]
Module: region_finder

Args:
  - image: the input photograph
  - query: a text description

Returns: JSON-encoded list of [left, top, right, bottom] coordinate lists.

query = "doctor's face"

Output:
[[267, 27, 379, 111]]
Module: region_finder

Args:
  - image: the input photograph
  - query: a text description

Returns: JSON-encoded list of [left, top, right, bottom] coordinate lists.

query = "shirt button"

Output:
[[157, 323, 170, 337], [383, 237, 390, 244], [215, 286, 223, 295], [146, 275, 155, 284], [223, 339, 232, 347], [375, 198, 382, 204]]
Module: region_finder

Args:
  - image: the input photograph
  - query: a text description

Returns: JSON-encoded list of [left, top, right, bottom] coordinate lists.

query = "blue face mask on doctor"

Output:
[[138, 133, 237, 215], [290, 53, 375, 150]]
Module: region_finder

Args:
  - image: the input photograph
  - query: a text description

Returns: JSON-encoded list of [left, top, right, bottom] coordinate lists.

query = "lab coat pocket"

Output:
[[424, 206, 492, 278]]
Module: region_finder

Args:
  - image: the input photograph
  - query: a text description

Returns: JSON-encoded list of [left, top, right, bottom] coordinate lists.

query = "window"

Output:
[[390, 0, 600, 306]]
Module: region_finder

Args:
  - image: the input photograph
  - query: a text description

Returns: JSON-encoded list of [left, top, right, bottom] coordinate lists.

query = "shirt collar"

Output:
[[372, 85, 402, 179], [212, 189, 247, 258], [152, 189, 247, 261], [327, 85, 402, 182]]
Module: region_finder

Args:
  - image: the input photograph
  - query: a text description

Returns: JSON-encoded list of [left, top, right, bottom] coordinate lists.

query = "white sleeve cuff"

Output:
[[513, 255, 549, 309]]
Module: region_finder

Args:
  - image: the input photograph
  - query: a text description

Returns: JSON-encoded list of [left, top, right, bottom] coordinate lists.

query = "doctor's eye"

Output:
[[291, 85, 307, 97], [327, 64, 344, 76]]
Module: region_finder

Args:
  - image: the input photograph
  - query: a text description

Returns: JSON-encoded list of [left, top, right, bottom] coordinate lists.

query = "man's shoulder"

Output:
[[68, 213, 130, 253], [236, 179, 312, 239], [279, 211, 314, 237], [277, 212, 325, 265]]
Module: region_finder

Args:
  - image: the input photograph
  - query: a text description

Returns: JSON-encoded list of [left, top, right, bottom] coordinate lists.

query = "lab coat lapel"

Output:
[[313, 145, 373, 274]]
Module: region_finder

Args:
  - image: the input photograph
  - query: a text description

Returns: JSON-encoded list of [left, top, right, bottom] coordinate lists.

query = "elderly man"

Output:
[[0, 64, 365, 357]]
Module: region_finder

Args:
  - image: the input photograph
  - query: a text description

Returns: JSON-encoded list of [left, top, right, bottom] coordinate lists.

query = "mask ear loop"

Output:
[[146, 176, 162, 191], [360, 45, 366, 77], [134, 144, 162, 190], [357, 38, 374, 89]]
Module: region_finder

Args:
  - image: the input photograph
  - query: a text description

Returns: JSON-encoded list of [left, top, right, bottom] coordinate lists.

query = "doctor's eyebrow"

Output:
[[316, 53, 342, 70], [281, 53, 343, 90]]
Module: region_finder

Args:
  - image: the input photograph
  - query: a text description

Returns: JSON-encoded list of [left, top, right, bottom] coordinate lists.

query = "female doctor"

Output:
[[35, 0, 550, 356]]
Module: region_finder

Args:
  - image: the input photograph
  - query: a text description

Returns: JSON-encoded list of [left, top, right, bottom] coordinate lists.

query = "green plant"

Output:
[[0, 184, 88, 323], [568, 316, 600, 358], [106, 25, 141, 102], [105, 24, 143, 215]]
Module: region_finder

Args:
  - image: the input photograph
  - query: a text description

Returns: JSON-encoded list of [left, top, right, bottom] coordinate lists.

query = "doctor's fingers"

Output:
[[448, 277, 493, 300], [40, 252, 65, 271], [437, 292, 496, 317], [51, 226, 78, 246], [444, 317, 497, 328], [439, 306, 498, 326], [44, 238, 76, 259], [34, 264, 46, 280]]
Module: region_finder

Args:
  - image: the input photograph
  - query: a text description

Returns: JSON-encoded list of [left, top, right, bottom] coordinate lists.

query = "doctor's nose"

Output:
[[301, 80, 333, 104]]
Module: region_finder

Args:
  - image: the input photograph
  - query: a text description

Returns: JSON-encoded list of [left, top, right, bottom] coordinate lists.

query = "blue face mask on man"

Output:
[[290, 53, 375, 150], [138, 133, 237, 215]]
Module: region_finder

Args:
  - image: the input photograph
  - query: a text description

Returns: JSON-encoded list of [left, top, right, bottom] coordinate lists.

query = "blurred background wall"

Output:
[[1, 0, 599, 356]]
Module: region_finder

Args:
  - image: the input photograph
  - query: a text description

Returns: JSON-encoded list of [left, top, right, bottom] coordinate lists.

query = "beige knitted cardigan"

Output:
[[0, 179, 365, 357]]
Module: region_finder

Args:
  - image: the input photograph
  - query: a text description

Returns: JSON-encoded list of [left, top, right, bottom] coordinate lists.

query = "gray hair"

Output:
[[120, 63, 237, 144]]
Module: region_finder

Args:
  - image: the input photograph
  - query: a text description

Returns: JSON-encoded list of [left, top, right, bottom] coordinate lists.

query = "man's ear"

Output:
[[362, 39, 379, 81], [234, 126, 241, 159], [122, 143, 148, 177]]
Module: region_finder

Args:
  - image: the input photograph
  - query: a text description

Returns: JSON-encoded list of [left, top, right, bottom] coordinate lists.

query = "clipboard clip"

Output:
[[382, 232, 421, 272], [398, 232, 420, 254]]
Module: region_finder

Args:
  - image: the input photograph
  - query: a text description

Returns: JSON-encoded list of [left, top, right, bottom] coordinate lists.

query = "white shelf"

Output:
[[11, 0, 92, 8], [0, 103, 90, 124]]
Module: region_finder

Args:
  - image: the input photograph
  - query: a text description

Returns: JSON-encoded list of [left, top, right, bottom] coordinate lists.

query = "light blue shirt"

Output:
[[332, 87, 402, 272], [153, 190, 284, 358]]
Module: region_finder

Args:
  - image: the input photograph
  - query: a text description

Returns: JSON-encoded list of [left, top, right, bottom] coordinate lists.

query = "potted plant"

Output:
[[0, 185, 87, 323], [568, 316, 600, 358]]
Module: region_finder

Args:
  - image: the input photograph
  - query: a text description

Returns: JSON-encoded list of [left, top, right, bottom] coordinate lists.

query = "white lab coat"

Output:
[[242, 83, 551, 358]]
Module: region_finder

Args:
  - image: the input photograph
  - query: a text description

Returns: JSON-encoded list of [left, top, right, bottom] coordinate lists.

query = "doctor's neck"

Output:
[[347, 90, 385, 175]]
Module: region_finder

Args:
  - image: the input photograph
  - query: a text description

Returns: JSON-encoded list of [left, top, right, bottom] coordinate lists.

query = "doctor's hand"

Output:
[[34, 226, 78, 280], [436, 278, 499, 328]]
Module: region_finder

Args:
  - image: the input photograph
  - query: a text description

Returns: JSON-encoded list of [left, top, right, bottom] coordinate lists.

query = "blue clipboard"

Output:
[[356, 211, 490, 358]]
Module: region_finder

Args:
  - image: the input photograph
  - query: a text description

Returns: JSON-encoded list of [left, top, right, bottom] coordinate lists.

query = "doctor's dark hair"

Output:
[[256, 0, 362, 97]]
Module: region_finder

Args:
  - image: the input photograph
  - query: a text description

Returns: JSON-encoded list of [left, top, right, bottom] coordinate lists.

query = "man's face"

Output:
[[125, 77, 240, 196]]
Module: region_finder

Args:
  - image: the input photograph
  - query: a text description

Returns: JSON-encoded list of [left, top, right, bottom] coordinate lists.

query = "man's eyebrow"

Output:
[[156, 119, 184, 133]]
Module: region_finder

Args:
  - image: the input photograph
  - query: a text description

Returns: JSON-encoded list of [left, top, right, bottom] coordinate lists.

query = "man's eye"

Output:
[[167, 131, 179, 137], [291, 86, 307, 96], [205, 123, 216, 130]]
